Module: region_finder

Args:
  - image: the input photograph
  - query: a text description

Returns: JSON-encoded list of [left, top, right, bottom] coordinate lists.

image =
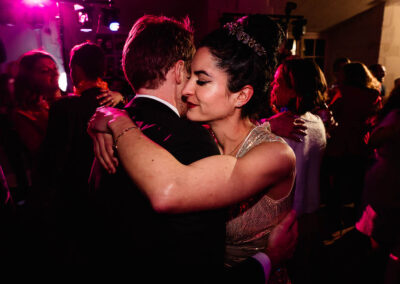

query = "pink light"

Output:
[[74, 4, 85, 11], [80, 28, 93, 33], [78, 11, 89, 24], [23, 0, 50, 7]]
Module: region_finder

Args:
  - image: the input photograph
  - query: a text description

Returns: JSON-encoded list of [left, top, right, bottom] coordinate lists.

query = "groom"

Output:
[[88, 15, 296, 283]]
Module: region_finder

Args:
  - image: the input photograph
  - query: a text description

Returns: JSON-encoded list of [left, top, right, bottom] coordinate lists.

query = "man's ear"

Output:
[[235, 85, 254, 107], [174, 60, 186, 85]]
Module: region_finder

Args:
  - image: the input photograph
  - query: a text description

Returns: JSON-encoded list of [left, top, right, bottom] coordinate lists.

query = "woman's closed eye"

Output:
[[196, 80, 210, 86]]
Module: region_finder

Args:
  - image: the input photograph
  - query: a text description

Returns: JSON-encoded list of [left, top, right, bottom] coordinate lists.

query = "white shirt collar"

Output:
[[134, 94, 180, 117]]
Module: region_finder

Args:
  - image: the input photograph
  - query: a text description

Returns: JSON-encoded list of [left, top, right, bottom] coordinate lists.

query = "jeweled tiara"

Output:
[[223, 22, 267, 57]]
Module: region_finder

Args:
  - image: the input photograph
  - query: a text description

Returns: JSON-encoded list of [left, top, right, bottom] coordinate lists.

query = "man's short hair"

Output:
[[70, 42, 106, 80], [122, 15, 195, 92]]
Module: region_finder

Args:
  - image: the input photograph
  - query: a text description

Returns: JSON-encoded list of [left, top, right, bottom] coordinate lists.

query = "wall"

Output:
[[378, 0, 400, 97], [322, 3, 385, 85], [206, 0, 285, 37], [116, 0, 285, 43], [115, 0, 209, 44]]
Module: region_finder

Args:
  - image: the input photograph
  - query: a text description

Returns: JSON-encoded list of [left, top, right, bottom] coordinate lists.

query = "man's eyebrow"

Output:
[[194, 70, 211, 77]]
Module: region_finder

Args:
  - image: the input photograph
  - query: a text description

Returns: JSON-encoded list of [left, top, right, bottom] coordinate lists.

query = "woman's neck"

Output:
[[210, 116, 255, 156]]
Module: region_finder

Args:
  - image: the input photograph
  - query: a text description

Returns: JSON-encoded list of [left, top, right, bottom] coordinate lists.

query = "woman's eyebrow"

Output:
[[194, 70, 211, 77]]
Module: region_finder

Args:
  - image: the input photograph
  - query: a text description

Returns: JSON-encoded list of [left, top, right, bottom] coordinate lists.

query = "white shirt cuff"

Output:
[[252, 252, 272, 283]]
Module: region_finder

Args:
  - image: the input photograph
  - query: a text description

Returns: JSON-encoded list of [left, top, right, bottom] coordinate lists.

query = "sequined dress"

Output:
[[225, 122, 293, 283]]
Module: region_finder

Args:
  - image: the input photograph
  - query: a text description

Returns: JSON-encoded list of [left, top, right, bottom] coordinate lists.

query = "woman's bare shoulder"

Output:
[[238, 140, 295, 176]]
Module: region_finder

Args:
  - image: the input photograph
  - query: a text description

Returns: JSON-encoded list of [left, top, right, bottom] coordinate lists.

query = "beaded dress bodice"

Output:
[[225, 122, 294, 268]]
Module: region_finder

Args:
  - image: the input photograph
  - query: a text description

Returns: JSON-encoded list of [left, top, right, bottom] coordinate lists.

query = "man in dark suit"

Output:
[[88, 15, 296, 283]]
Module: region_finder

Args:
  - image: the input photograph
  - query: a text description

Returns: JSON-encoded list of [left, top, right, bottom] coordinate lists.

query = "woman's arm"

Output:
[[108, 114, 295, 213], [88, 107, 296, 213]]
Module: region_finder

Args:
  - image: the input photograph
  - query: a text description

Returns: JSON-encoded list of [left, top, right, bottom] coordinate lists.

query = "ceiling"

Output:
[[293, 0, 386, 32]]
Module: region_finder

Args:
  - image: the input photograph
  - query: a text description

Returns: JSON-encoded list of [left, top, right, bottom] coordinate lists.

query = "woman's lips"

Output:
[[187, 102, 197, 108]]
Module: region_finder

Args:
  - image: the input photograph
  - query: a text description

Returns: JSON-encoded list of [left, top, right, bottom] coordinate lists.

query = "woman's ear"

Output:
[[235, 85, 254, 107]]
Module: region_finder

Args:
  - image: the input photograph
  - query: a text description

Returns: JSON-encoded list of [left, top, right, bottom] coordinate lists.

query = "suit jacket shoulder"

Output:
[[126, 97, 219, 163]]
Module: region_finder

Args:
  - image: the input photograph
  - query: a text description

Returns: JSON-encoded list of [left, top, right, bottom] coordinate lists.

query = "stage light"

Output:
[[76, 6, 93, 32], [109, 21, 120, 32], [80, 21, 93, 32], [74, 4, 85, 11], [23, 0, 50, 7], [58, 71, 68, 92], [102, 7, 120, 32], [78, 10, 89, 24]]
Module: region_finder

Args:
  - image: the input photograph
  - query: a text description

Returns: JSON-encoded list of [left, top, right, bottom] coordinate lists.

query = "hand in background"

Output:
[[97, 90, 126, 107], [265, 209, 298, 268], [268, 111, 307, 142]]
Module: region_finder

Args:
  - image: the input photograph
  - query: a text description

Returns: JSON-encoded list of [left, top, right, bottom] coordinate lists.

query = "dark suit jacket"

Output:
[[41, 87, 101, 189], [88, 97, 265, 283], [24, 87, 103, 267]]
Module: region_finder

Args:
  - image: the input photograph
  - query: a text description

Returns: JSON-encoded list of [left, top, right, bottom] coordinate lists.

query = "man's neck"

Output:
[[136, 85, 182, 117], [136, 86, 175, 106]]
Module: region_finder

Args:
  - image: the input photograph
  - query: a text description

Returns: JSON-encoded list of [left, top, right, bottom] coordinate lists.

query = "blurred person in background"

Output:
[[271, 58, 328, 283], [325, 62, 382, 234], [369, 63, 386, 99]]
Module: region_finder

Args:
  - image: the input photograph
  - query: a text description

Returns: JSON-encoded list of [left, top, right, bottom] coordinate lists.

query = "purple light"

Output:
[[23, 0, 50, 7], [109, 21, 120, 32]]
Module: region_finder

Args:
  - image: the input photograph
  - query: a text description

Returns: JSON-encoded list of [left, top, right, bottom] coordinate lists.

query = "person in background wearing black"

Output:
[[20, 42, 126, 271]]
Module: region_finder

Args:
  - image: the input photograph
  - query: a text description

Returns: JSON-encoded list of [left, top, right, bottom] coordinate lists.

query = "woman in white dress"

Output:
[[271, 58, 327, 216]]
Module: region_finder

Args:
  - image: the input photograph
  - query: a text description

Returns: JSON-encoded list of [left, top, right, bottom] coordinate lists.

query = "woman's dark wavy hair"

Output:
[[280, 58, 327, 115], [343, 62, 381, 92], [199, 15, 284, 120], [14, 50, 56, 109]]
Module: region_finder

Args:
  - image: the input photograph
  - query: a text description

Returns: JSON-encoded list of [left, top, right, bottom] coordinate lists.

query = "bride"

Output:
[[90, 14, 295, 282]]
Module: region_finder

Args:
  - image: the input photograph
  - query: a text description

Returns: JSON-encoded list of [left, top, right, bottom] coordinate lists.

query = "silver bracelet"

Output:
[[113, 126, 138, 149]]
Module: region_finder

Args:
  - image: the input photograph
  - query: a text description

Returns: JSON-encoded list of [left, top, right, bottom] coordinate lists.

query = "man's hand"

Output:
[[268, 112, 307, 142], [265, 210, 298, 268]]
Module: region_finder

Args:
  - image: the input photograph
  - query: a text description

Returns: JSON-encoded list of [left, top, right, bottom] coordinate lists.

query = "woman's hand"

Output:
[[87, 107, 130, 173], [97, 90, 126, 107], [268, 111, 307, 142], [91, 131, 118, 174]]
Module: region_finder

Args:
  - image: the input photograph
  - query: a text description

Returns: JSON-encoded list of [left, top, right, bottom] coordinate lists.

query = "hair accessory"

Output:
[[224, 22, 267, 57]]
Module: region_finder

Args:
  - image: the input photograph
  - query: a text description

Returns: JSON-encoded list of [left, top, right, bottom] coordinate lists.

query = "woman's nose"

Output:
[[182, 79, 194, 97]]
